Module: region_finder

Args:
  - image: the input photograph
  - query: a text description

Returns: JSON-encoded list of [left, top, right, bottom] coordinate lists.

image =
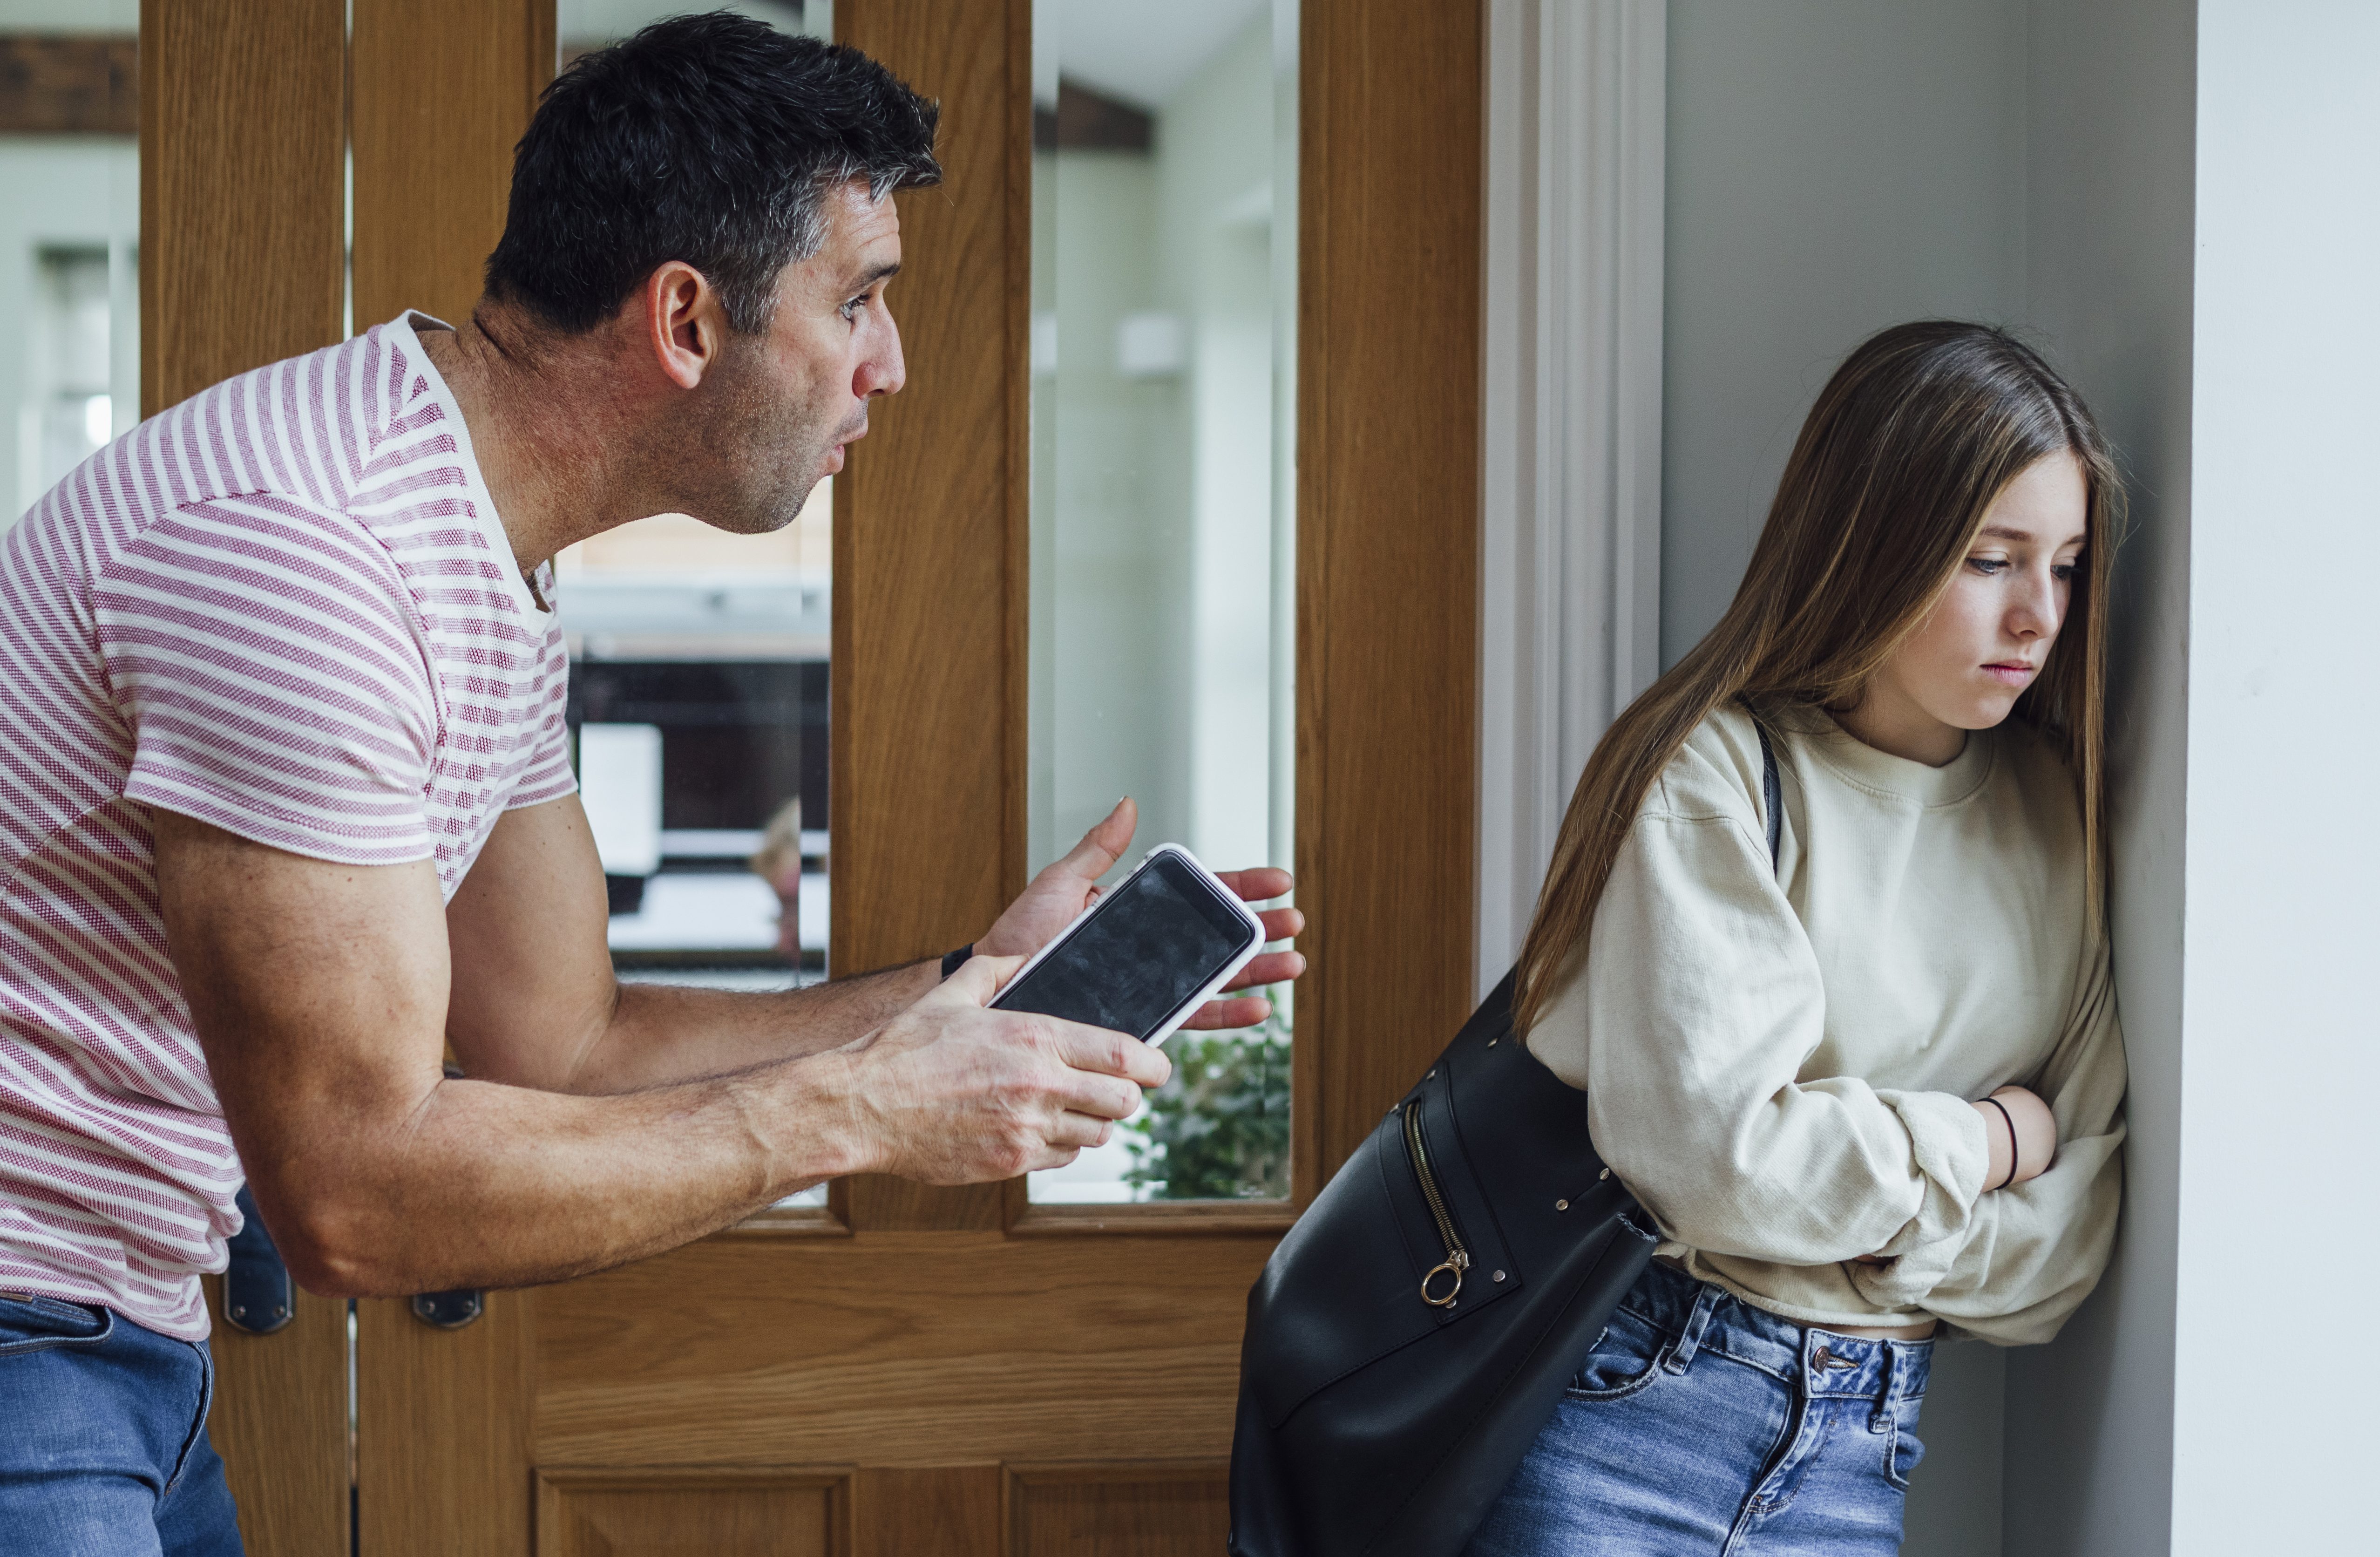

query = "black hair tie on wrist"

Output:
[[1983, 1095, 2020, 1191], [940, 944, 974, 979]]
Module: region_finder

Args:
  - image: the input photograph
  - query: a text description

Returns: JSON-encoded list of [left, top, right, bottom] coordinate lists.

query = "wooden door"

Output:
[[157, 1, 1483, 1550]]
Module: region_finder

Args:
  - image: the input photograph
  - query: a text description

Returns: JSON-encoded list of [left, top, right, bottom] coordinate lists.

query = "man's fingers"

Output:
[[1253, 906, 1303, 941], [1042, 1067, 1146, 1123], [1213, 866, 1293, 904], [1180, 994, 1275, 1032], [1041, 1017, 1169, 1089], [1221, 951, 1304, 992], [1043, 1111, 1117, 1150]]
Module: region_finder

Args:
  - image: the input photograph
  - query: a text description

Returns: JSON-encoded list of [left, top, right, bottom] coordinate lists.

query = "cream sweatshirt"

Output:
[[1526, 702, 2126, 1346]]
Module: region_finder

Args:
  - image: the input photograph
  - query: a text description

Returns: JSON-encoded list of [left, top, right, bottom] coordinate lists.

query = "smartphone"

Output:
[[989, 844, 1268, 1047]]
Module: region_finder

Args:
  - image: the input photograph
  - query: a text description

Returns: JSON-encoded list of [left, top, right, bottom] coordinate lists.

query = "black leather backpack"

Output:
[[1227, 720, 1783, 1557]]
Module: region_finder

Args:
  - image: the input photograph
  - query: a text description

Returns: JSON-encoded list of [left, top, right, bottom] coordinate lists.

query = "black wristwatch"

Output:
[[940, 944, 974, 979]]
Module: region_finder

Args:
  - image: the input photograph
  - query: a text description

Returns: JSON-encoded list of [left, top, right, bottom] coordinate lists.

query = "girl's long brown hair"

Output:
[[1513, 321, 2124, 1033]]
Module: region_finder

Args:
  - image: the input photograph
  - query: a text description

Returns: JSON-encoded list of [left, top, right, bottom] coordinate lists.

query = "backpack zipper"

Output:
[[1403, 1098, 1470, 1307]]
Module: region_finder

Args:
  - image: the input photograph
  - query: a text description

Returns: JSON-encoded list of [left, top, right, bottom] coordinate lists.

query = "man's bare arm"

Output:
[[441, 795, 1304, 1097], [440, 796, 940, 1094], [154, 810, 1163, 1296]]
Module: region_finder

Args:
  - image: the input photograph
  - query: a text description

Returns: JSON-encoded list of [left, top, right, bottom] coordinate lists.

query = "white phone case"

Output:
[[990, 843, 1268, 1047]]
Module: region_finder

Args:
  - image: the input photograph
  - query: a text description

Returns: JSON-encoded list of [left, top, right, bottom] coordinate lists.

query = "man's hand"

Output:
[[836, 956, 1168, 1182], [976, 798, 1306, 1029]]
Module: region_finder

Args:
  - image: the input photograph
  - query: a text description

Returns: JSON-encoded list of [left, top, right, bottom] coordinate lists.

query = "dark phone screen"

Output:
[[992, 854, 1256, 1040]]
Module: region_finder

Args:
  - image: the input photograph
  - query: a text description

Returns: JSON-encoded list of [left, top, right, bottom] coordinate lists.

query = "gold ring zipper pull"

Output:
[[1420, 1253, 1468, 1307]]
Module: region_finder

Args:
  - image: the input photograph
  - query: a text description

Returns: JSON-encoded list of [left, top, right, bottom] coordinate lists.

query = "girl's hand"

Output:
[[1973, 1085, 2057, 1189]]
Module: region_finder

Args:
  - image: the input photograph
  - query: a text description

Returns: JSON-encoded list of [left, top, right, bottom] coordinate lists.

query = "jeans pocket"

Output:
[[1881, 1394, 1927, 1491], [1565, 1307, 1667, 1400], [0, 1292, 114, 1357]]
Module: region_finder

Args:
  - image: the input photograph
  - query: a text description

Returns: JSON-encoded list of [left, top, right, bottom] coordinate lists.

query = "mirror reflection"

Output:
[[0, 5, 138, 526], [1026, 0, 1297, 1203]]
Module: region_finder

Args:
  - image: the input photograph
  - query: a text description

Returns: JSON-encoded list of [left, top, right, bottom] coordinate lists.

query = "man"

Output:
[[0, 16, 1301, 1551]]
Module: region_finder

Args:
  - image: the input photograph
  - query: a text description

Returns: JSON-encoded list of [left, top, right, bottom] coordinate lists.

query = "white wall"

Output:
[[2005, 3, 2197, 1552], [2170, 4, 2380, 1549]]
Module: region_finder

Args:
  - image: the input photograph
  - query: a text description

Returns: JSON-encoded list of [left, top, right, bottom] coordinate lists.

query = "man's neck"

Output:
[[414, 307, 650, 574]]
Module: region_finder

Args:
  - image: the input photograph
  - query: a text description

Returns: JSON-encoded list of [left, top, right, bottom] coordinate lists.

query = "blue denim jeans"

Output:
[[0, 1292, 245, 1555], [1464, 1259, 1932, 1556]]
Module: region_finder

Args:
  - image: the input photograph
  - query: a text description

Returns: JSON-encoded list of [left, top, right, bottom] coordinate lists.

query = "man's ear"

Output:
[[639, 262, 727, 391]]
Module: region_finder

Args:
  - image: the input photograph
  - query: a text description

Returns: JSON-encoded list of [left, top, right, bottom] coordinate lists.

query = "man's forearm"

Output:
[[560, 958, 944, 1095], [264, 1051, 867, 1296]]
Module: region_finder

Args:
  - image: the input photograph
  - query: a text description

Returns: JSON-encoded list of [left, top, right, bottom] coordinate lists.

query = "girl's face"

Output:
[[1844, 451, 2088, 767]]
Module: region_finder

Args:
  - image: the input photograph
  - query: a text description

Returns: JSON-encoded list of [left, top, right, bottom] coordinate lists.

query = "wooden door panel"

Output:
[[352, 0, 554, 327], [1008, 1465, 1232, 1557], [1298, 0, 1484, 1180], [357, 1291, 534, 1557], [198, 1281, 349, 1557], [530, 1236, 1271, 1466], [831, 0, 1028, 1243], [333, 2, 1484, 1552], [856, 1466, 1001, 1557], [536, 1468, 850, 1557], [140, 0, 345, 417], [149, 5, 350, 1551]]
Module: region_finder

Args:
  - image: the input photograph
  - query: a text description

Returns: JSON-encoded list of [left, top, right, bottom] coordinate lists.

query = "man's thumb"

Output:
[[938, 952, 1025, 1007]]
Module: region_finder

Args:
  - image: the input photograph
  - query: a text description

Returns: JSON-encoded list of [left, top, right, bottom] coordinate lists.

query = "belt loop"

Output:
[[1664, 1284, 1720, 1375], [1869, 1340, 1899, 1433]]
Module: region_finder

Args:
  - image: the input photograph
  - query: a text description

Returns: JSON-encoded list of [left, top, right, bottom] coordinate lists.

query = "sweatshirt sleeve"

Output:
[[1849, 937, 2128, 1344], [1529, 794, 1995, 1271]]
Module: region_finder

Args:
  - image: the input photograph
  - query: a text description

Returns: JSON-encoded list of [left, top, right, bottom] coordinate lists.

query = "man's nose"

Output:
[[857, 313, 907, 399]]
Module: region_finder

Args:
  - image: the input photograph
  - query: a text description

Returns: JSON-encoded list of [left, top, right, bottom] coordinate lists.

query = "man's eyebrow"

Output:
[[842, 260, 901, 293]]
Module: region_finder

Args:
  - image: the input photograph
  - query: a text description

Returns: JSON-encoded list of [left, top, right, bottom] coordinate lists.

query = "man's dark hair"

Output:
[[485, 11, 941, 335]]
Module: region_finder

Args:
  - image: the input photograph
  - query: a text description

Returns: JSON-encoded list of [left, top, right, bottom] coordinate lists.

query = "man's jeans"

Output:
[[0, 1292, 244, 1555], [1464, 1258, 1933, 1556]]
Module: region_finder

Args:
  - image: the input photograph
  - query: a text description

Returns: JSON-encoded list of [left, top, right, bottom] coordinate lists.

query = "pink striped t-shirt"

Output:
[[0, 313, 576, 1339]]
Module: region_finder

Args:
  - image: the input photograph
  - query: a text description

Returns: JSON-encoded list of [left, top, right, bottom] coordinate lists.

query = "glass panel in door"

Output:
[[1026, 0, 1298, 1204], [554, 0, 835, 1205]]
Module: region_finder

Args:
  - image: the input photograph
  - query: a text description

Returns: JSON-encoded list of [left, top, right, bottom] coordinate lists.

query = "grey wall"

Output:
[[2005, 5, 2197, 1554], [1661, 0, 2029, 665]]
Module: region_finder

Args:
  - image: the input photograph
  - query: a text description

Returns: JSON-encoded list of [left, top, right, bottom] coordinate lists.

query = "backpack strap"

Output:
[[1748, 707, 1783, 871]]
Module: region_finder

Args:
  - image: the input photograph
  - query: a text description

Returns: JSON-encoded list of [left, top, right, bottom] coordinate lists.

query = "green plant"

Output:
[[1124, 993, 1291, 1200]]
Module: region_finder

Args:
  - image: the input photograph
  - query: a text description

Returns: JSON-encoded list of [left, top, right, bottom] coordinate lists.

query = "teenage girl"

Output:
[[1465, 322, 2128, 1555]]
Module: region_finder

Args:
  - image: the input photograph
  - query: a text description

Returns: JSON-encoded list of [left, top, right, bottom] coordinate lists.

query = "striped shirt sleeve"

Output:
[[507, 626, 578, 810], [95, 496, 441, 866]]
